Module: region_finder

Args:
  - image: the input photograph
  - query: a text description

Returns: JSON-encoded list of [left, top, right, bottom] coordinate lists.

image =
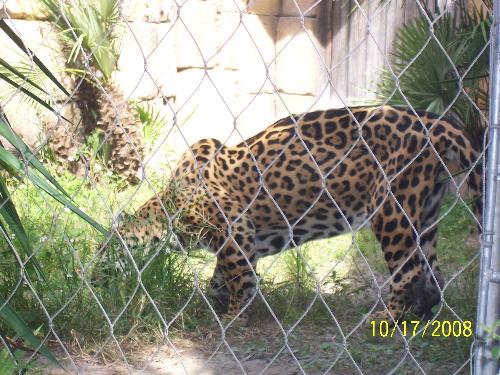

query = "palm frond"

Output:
[[0, 19, 70, 97], [376, 3, 490, 142], [0, 295, 61, 367], [38, 0, 119, 80], [0, 58, 55, 109], [135, 102, 166, 154]]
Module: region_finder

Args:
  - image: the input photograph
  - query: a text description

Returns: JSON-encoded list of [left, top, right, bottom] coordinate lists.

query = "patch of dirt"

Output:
[[37, 322, 360, 375], [39, 347, 301, 374], [41, 345, 300, 375]]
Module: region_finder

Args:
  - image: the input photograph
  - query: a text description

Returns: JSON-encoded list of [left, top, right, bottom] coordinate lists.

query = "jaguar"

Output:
[[100, 105, 483, 322]]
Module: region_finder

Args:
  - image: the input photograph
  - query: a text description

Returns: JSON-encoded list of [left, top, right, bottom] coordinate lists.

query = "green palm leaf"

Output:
[[0, 19, 70, 97], [0, 58, 50, 96], [0, 295, 60, 367], [376, 4, 490, 143], [0, 177, 46, 282], [0, 116, 70, 198], [0, 120, 107, 235], [39, 0, 119, 81]]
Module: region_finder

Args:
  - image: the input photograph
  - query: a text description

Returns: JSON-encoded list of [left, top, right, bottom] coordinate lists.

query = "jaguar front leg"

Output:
[[188, 183, 258, 322], [212, 215, 257, 323], [208, 263, 230, 313]]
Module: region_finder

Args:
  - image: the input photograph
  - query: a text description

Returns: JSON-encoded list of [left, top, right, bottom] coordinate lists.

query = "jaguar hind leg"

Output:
[[411, 228, 444, 319], [370, 199, 434, 322]]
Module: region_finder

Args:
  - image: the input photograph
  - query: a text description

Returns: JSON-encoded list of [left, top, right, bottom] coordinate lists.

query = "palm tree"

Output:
[[39, 0, 144, 183], [376, 1, 491, 145]]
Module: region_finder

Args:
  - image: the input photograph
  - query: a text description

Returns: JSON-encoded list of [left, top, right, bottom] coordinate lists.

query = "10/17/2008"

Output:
[[370, 320, 473, 338]]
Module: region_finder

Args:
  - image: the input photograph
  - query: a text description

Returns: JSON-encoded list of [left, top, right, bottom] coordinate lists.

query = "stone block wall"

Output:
[[0, 0, 332, 164], [166, 0, 330, 150]]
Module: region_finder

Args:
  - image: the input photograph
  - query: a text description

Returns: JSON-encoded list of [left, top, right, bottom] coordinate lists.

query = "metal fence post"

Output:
[[475, 0, 500, 373]]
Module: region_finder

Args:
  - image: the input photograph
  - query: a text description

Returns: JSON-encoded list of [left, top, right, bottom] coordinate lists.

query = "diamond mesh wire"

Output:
[[0, 0, 496, 374]]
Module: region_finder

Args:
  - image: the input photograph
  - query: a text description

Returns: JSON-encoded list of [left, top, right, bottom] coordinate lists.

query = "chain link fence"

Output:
[[0, 0, 499, 374], [476, 0, 500, 372]]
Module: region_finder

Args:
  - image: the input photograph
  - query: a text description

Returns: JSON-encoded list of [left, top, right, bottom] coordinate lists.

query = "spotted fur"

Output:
[[111, 105, 483, 321]]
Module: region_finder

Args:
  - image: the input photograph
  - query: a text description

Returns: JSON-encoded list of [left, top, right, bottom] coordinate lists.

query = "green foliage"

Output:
[[482, 320, 500, 360], [38, 0, 120, 80], [0, 118, 106, 234], [255, 246, 325, 325], [0, 347, 39, 375], [91, 241, 194, 336], [0, 57, 54, 108], [0, 348, 17, 375], [0, 16, 110, 368], [0, 19, 70, 98], [0, 162, 203, 345], [0, 20, 70, 118], [0, 116, 108, 367], [87, 178, 212, 337], [135, 102, 167, 157], [376, 3, 490, 142], [282, 248, 316, 300], [75, 128, 111, 179]]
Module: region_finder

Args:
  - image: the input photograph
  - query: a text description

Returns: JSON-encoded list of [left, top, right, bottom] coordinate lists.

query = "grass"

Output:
[[1, 163, 189, 339], [1, 158, 480, 374], [0, 347, 45, 374]]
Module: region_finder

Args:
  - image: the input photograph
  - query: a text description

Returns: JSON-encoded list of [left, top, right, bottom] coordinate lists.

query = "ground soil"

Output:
[[39, 325, 352, 375]]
